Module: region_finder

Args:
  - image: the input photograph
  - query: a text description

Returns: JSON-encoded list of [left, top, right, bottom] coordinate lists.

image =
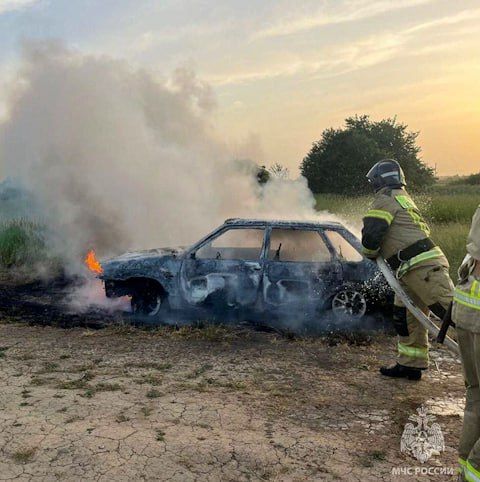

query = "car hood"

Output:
[[106, 247, 185, 263], [100, 246, 185, 279]]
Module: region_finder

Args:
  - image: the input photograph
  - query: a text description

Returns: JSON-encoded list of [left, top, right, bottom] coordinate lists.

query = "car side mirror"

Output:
[[190, 252, 196, 259]]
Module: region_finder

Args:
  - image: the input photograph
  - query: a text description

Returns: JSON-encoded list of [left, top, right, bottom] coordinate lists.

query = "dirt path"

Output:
[[0, 319, 465, 481]]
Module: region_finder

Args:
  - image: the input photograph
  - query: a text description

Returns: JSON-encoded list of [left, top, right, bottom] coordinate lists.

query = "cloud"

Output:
[[205, 33, 406, 86], [0, 0, 38, 15], [208, 7, 480, 86], [404, 6, 480, 34], [254, 0, 438, 39], [126, 22, 232, 55]]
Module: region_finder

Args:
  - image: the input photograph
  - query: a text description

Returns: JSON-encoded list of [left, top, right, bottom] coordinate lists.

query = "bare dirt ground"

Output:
[[0, 312, 465, 482], [0, 274, 466, 481]]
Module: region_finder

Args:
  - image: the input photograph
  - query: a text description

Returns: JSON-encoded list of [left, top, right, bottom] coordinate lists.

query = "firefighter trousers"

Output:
[[458, 327, 480, 480], [393, 264, 453, 369]]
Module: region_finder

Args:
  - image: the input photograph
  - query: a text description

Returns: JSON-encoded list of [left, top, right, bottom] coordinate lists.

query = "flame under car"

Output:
[[99, 219, 390, 330]]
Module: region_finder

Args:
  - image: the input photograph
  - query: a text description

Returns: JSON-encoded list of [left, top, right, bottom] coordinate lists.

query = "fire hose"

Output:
[[376, 258, 459, 355]]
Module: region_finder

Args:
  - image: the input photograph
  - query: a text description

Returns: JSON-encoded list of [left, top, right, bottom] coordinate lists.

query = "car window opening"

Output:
[[325, 230, 363, 262], [269, 229, 331, 262]]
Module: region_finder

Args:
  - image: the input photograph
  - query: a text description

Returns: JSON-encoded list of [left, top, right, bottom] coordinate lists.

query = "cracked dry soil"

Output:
[[0, 321, 464, 481]]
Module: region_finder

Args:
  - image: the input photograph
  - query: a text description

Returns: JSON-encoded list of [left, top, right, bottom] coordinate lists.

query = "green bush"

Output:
[[0, 220, 49, 268], [450, 174, 480, 186]]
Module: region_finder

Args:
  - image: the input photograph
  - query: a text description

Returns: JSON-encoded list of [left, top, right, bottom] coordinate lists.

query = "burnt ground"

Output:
[[0, 276, 466, 481], [0, 274, 119, 329]]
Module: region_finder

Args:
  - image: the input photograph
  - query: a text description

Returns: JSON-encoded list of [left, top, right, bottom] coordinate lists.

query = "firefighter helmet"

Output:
[[366, 159, 406, 192]]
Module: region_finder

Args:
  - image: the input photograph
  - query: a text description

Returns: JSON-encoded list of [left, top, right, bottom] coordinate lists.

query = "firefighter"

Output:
[[362, 159, 454, 380], [453, 205, 480, 481]]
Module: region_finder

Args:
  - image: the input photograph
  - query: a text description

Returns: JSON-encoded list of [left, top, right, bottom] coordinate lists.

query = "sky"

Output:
[[0, 0, 478, 176]]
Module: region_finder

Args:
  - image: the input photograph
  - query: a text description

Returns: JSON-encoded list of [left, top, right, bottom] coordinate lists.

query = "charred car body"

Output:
[[101, 219, 390, 330]]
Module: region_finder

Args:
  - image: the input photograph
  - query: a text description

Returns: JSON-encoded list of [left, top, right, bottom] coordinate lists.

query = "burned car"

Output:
[[100, 219, 389, 328]]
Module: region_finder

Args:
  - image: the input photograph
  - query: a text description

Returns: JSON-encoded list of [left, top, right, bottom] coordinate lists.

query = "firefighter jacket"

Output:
[[361, 187, 448, 278], [467, 206, 480, 260], [453, 206, 480, 332]]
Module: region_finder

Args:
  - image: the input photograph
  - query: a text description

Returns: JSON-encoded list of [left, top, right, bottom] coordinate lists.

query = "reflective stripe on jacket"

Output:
[[453, 278, 480, 332], [361, 187, 448, 276], [455, 280, 480, 311], [396, 247, 445, 278]]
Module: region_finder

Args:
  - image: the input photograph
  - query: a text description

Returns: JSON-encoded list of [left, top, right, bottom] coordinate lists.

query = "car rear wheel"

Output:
[[331, 287, 367, 319]]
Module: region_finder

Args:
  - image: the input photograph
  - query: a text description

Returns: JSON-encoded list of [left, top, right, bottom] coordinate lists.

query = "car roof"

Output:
[[223, 218, 344, 229]]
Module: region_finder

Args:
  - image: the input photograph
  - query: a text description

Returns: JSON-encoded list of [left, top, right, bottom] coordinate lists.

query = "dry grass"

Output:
[[11, 447, 36, 464], [146, 389, 161, 399], [135, 373, 162, 385]]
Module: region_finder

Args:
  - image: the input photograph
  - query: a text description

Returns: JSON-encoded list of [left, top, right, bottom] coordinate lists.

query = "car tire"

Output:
[[331, 285, 367, 319], [131, 286, 168, 318]]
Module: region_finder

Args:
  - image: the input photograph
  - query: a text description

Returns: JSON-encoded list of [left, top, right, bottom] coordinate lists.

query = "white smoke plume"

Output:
[[0, 41, 329, 272]]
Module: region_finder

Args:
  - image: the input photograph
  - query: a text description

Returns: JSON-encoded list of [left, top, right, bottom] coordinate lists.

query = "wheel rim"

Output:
[[332, 289, 367, 318], [146, 296, 162, 316], [133, 294, 162, 316]]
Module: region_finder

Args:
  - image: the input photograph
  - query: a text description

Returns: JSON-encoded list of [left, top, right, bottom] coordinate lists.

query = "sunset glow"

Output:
[[0, 0, 478, 175]]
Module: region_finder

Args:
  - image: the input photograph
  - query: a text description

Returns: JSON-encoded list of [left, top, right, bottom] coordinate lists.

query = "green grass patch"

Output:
[[0, 219, 49, 268], [428, 182, 480, 195], [315, 191, 478, 226], [418, 194, 478, 224], [315, 194, 369, 222], [430, 222, 470, 277]]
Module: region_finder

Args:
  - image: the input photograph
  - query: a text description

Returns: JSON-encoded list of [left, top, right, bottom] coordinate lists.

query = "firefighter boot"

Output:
[[380, 363, 422, 380]]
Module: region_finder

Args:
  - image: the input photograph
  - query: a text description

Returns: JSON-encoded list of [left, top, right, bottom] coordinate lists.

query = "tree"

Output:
[[269, 163, 290, 180], [451, 173, 480, 185], [256, 165, 270, 184], [300, 115, 436, 195]]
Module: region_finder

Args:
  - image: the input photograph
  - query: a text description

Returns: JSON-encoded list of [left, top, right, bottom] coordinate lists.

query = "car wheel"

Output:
[[331, 287, 367, 319], [131, 290, 166, 317]]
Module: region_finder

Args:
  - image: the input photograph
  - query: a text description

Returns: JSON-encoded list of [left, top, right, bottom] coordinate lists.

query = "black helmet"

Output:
[[366, 159, 406, 192]]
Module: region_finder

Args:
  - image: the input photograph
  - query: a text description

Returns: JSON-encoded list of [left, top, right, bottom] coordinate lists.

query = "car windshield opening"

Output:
[[195, 228, 264, 261]]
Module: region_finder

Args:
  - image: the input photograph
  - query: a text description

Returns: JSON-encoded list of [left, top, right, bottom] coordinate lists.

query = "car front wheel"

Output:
[[331, 287, 367, 319], [131, 287, 167, 317]]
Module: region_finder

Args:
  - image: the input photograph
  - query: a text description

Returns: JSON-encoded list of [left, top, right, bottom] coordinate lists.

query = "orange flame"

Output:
[[85, 249, 103, 274]]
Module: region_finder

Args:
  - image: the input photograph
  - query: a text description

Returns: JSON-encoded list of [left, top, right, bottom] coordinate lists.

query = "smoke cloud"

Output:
[[0, 41, 329, 272]]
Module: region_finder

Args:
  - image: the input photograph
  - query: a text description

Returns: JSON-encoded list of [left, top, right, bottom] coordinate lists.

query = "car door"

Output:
[[180, 226, 266, 309], [263, 227, 342, 309]]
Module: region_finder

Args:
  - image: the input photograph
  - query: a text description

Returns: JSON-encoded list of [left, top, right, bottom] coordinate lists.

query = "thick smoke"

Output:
[[0, 42, 332, 272]]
